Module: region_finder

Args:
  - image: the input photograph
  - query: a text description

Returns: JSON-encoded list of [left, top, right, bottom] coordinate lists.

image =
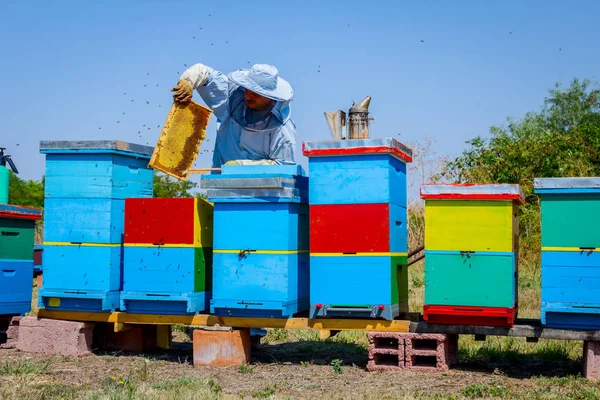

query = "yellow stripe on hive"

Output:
[[310, 252, 408, 257], [43, 242, 121, 247], [213, 249, 310, 255], [542, 247, 597, 252]]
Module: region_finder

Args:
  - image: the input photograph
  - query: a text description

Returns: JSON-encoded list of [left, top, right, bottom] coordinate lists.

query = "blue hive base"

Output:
[[120, 291, 210, 315], [211, 298, 309, 318], [310, 302, 403, 321], [38, 289, 119, 312], [541, 302, 600, 330]]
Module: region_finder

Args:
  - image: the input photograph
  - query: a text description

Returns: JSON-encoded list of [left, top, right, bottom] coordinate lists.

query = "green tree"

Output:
[[8, 172, 45, 208], [153, 173, 198, 198]]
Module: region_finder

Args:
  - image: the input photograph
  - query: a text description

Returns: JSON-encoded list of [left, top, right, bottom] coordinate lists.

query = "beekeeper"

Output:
[[172, 63, 296, 168]]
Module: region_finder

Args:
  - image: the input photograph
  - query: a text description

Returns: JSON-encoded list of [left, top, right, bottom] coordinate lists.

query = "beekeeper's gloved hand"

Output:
[[224, 159, 277, 166], [171, 80, 193, 104]]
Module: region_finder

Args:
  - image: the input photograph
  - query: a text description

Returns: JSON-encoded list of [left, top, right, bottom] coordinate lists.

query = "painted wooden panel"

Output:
[[41, 245, 122, 292], [542, 303, 600, 329], [540, 194, 600, 248], [0, 259, 33, 315], [309, 255, 408, 307], [425, 200, 518, 252], [44, 154, 153, 199], [213, 203, 309, 251], [542, 250, 600, 305], [0, 218, 35, 260], [211, 252, 309, 316], [307, 154, 407, 206], [310, 203, 407, 253], [124, 198, 213, 246], [44, 198, 124, 244], [424, 251, 516, 308], [123, 246, 211, 293]]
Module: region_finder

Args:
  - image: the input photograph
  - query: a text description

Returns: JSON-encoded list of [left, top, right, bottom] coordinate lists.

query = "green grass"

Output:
[[239, 364, 254, 374], [251, 384, 277, 398], [0, 359, 51, 375], [461, 382, 509, 398]]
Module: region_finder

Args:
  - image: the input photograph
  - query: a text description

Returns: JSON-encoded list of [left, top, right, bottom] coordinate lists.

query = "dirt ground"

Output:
[[1, 330, 599, 400]]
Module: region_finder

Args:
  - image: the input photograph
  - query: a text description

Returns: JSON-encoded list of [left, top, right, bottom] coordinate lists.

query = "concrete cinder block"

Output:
[[584, 341, 600, 381], [366, 332, 405, 371], [0, 317, 22, 349], [404, 333, 452, 372], [193, 328, 251, 367], [16, 317, 93, 357]]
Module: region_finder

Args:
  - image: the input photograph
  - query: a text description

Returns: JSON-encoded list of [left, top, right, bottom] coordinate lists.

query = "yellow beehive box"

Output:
[[149, 101, 213, 181], [420, 184, 524, 253]]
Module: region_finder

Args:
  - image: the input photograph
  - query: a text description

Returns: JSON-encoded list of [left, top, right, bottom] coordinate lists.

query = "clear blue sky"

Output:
[[1, 0, 598, 198]]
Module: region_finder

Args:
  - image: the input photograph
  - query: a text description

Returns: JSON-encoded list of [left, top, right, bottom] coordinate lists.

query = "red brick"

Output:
[[193, 328, 251, 367]]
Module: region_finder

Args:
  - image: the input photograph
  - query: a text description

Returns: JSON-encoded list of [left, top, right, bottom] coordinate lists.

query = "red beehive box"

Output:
[[124, 198, 213, 246], [309, 203, 407, 254]]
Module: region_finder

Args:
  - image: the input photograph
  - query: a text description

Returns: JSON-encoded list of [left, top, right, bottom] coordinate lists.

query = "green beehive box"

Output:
[[534, 178, 600, 249], [0, 205, 42, 260], [424, 252, 517, 308]]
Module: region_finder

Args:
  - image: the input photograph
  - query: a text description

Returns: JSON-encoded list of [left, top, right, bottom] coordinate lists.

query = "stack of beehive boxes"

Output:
[[303, 138, 412, 320], [0, 205, 42, 315], [38, 141, 153, 312], [200, 164, 309, 318], [421, 184, 523, 326], [536, 177, 600, 329], [121, 198, 213, 314]]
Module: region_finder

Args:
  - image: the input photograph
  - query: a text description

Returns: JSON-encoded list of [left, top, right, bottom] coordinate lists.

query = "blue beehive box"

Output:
[[200, 165, 310, 318], [121, 246, 212, 314], [536, 177, 600, 329], [38, 140, 154, 312], [302, 138, 411, 206]]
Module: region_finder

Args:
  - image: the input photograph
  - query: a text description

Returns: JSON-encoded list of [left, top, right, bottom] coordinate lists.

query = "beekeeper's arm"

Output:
[[171, 64, 230, 122]]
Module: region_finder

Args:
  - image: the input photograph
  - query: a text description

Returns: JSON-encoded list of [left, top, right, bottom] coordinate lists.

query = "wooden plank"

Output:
[[411, 320, 600, 341], [35, 310, 600, 339], [37, 309, 117, 323], [188, 168, 221, 174]]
